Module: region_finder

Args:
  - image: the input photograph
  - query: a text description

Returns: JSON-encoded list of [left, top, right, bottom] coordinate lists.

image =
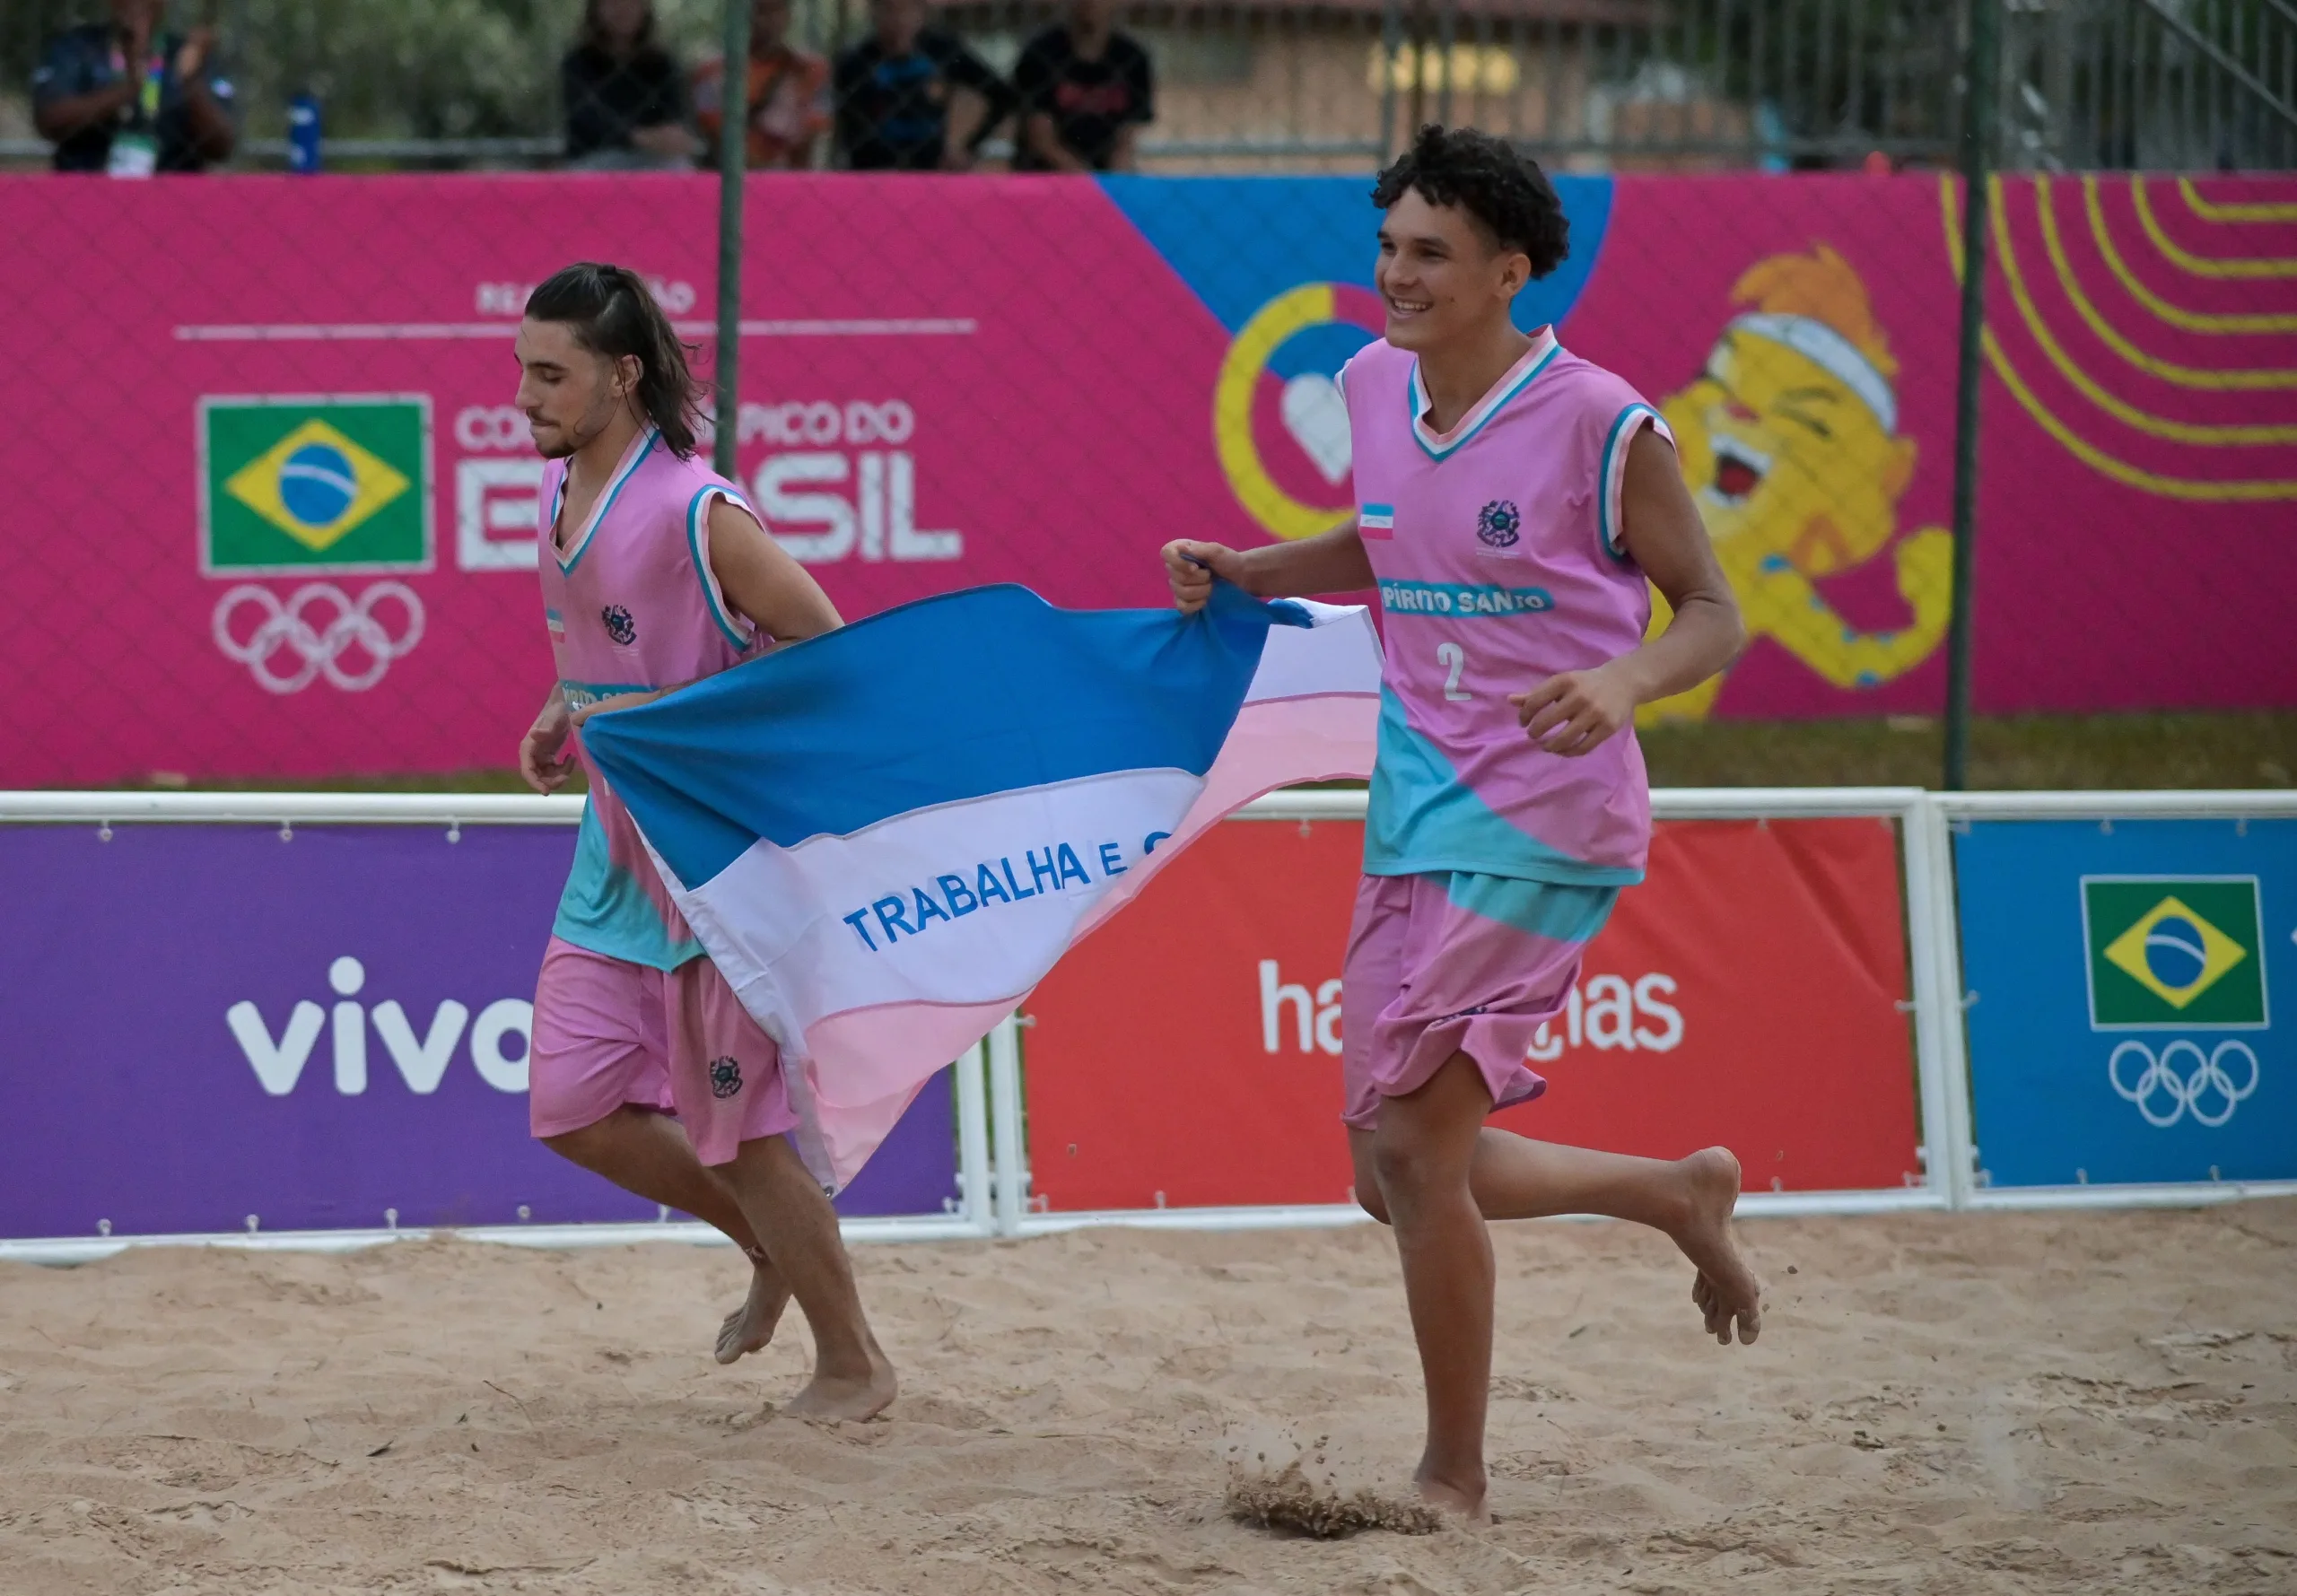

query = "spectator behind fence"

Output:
[[563, 0, 702, 170], [1012, 0, 1151, 172], [32, 0, 234, 175], [692, 0, 830, 170], [834, 0, 1012, 171]]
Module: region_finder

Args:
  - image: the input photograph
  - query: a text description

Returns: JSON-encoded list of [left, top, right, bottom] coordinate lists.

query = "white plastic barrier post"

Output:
[[1903, 791, 1978, 1208], [955, 1033, 995, 1235], [986, 1013, 1028, 1236]]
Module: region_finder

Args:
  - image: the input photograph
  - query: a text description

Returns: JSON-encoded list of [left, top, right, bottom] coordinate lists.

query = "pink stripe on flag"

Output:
[[787, 691, 1378, 1186]]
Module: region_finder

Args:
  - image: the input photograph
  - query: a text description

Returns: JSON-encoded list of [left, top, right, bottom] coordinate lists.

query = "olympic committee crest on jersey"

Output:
[[199, 396, 433, 575]]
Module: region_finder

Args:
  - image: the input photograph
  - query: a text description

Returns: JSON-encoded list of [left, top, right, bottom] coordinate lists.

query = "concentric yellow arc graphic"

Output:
[[2133, 177, 2297, 278], [1937, 175, 2297, 501], [2084, 178, 2297, 335], [2032, 178, 2297, 391], [2179, 176, 2297, 225]]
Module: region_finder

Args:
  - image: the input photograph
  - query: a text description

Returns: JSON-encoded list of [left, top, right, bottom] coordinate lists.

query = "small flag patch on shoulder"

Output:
[[1359, 503, 1395, 539]]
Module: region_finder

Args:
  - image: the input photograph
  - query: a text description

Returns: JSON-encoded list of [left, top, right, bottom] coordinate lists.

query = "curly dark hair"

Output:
[[1372, 125, 1570, 278]]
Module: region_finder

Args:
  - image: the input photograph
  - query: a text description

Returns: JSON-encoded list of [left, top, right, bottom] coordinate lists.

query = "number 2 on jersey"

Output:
[[1436, 641, 1472, 702]]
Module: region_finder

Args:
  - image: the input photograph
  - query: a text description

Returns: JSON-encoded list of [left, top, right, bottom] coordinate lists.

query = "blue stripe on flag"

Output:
[[581, 581, 1291, 891]]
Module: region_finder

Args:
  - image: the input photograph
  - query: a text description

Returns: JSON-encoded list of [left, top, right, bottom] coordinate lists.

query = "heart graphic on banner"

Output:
[[1280, 372, 1352, 486]]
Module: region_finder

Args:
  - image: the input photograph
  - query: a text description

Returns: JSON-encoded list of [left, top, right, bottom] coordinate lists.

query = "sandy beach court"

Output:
[[5, 1201, 2293, 1594]]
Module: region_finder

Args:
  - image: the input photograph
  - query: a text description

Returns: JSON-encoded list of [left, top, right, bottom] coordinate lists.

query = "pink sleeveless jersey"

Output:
[[1339, 328, 1669, 884], [537, 425, 761, 969]]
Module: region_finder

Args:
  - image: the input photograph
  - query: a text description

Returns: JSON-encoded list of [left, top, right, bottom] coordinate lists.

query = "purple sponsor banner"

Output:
[[0, 823, 956, 1240]]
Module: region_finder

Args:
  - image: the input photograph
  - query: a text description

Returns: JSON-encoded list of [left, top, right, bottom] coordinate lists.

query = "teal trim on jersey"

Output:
[[1444, 872, 1620, 944], [1408, 340, 1561, 463], [555, 428, 659, 576], [1598, 403, 1659, 563], [551, 798, 705, 971], [1365, 688, 1643, 886], [685, 485, 752, 652]]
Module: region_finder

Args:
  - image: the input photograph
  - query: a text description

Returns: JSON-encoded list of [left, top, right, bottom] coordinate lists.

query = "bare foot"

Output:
[[714, 1260, 789, 1365], [781, 1346, 897, 1423], [1413, 1463, 1489, 1528], [1671, 1147, 1762, 1346]]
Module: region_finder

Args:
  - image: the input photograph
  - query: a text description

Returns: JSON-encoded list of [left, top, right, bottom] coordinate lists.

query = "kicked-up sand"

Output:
[[4, 1200, 2293, 1594]]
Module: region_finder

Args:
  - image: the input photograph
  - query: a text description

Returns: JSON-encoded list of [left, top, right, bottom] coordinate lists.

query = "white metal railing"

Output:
[[4, 784, 2292, 1259]]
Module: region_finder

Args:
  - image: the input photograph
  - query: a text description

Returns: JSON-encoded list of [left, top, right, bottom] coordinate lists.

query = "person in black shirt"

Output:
[[1012, 0, 1152, 172], [31, 0, 235, 175], [563, 0, 700, 169], [833, 0, 1012, 172]]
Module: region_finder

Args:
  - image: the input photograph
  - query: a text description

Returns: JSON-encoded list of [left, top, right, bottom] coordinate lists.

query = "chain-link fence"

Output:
[[2001, 0, 2297, 171], [0, 0, 2010, 172], [0, 0, 2291, 792], [8, 2, 2284, 172]]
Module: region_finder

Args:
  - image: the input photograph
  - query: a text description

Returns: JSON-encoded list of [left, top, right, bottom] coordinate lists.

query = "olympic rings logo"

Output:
[[212, 582, 427, 694], [2108, 1039, 2260, 1129], [1213, 282, 1384, 542]]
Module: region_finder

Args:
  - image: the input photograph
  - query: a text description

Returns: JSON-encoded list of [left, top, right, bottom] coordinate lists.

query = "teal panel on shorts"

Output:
[[1442, 871, 1620, 944]]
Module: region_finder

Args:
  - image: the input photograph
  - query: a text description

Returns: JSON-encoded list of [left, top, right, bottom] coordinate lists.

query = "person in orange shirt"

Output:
[[691, 0, 830, 170]]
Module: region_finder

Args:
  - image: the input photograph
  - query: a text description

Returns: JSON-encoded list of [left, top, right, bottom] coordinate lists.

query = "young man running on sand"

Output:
[[1163, 126, 1763, 1520], [513, 262, 895, 1421]]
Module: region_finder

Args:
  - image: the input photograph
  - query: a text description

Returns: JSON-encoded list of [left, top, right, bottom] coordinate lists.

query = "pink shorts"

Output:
[[1341, 871, 1619, 1130], [529, 937, 798, 1166]]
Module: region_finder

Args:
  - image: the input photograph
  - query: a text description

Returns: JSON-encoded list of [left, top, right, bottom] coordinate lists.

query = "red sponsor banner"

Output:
[[1024, 815, 1920, 1210]]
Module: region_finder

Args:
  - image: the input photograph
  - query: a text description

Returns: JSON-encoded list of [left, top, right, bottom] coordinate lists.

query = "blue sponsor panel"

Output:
[[1954, 818, 2295, 1188]]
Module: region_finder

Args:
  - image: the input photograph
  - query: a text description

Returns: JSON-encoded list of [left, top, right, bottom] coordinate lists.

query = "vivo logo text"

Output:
[[225, 956, 532, 1096]]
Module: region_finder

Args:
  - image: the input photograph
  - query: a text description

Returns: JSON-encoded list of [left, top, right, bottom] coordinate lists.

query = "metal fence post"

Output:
[[1377, 0, 1402, 161], [987, 1013, 1027, 1236], [1943, 0, 1999, 793], [955, 1035, 995, 1234], [712, 0, 755, 481]]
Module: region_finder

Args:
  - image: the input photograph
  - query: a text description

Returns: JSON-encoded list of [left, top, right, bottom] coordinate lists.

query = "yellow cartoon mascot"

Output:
[[1641, 245, 1952, 722]]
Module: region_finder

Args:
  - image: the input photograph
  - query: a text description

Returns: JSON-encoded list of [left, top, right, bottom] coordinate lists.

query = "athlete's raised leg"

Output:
[[1351, 1112, 1763, 1346]]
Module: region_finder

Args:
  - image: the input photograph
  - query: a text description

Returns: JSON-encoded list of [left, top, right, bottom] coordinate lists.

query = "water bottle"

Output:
[[287, 92, 321, 174]]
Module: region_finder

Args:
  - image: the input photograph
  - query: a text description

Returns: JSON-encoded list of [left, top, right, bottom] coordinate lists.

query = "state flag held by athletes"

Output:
[[580, 581, 1381, 1190]]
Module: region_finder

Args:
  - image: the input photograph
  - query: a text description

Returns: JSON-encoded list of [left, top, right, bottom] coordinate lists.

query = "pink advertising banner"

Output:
[[1, 170, 2290, 786]]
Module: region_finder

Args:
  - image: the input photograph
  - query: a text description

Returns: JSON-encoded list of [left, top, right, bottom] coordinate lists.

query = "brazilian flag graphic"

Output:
[[2083, 876, 2267, 1028], [200, 396, 431, 573]]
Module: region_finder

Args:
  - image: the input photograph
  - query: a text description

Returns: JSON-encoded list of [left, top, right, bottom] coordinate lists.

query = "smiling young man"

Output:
[[512, 262, 895, 1421], [1161, 126, 1763, 1522]]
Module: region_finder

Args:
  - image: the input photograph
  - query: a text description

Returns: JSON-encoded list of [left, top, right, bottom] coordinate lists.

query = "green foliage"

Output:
[[227, 0, 727, 141], [8, 0, 732, 143]]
